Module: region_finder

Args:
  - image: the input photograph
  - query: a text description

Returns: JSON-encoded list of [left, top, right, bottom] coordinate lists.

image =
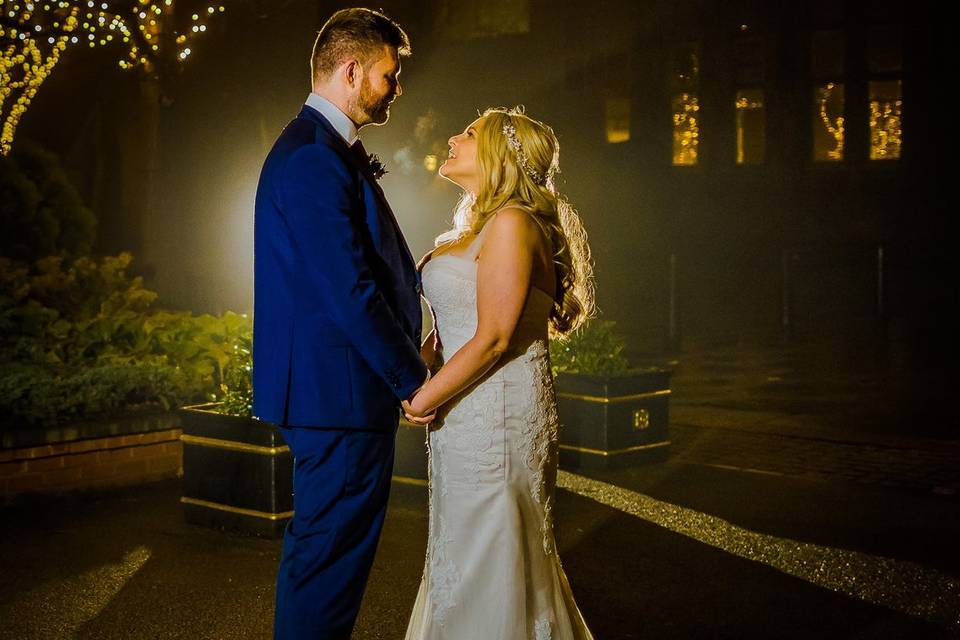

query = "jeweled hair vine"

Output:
[[502, 123, 555, 187]]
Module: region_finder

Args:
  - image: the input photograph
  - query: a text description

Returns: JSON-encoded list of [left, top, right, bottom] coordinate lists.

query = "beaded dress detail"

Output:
[[404, 217, 594, 640]]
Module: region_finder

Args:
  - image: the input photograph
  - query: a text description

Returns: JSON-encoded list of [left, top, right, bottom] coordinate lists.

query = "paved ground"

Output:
[[664, 334, 960, 497], [668, 419, 960, 497], [665, 332, 955, 442], [1, 446, 958, 639], [2, 335, 958, 639]]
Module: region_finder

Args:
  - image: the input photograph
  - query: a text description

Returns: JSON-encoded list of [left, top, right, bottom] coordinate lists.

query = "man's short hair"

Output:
[[311, 8, 411, 85]]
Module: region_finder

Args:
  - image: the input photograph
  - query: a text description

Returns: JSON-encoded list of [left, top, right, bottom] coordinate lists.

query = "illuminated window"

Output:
[[605, 97, 630, 144], [869, 80, 901, 160], [735, 89, 765, 164], [672, 94, 699, 165], [733, 32, 764, 165], [810, 30, 845, 162], [866, 23, 902, 161], [671, 43, 700, 165], [813, 83, 845, 161]]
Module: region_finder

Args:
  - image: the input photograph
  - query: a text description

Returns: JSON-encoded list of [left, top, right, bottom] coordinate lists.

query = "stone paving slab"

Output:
[[671, 404, 960, 452], [667, 419, 960, 498]]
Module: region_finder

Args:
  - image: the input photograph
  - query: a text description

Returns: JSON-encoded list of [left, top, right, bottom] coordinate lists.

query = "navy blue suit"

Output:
[[253, 104, 427, 638]]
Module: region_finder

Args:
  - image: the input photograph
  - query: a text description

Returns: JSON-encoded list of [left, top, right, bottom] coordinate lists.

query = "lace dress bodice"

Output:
[[422, 249, 555, 359]]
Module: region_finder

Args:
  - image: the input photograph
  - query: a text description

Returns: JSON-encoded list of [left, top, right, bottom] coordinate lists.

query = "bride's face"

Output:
[[439, 118, 482, 192]]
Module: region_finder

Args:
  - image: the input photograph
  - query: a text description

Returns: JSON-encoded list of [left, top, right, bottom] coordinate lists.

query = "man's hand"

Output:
[[402, 371, 436, 424]]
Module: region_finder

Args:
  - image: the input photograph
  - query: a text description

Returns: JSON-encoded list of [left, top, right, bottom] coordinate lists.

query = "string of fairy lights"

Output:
[[817, 83, 846, 161], [0, 0, 224, 154]]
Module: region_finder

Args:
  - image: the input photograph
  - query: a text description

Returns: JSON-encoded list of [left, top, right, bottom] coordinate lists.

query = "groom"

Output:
[[252, 8, 431, 639]]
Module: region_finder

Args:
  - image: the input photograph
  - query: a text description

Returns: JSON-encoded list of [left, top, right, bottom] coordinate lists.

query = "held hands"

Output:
[[402, 369, 436, 425], [401, 398, 434, 425]]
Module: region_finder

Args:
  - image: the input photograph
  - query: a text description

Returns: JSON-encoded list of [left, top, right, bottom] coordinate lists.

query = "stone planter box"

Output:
[[179, 403, 429, 538], [555, 368, 672, 469]]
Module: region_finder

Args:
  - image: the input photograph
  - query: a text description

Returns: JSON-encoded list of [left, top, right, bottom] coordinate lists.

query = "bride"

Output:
[[400, 107, 596, 639]]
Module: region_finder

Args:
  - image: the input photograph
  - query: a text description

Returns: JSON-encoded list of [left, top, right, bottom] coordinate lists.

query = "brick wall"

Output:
[[1, 429, 183, 504]]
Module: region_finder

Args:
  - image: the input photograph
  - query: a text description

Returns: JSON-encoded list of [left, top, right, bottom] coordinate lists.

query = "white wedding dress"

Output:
[[404, 220, 594, 640]]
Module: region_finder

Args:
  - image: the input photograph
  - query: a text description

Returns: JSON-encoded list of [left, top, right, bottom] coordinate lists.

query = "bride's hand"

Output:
[[402, 392, 436, 425]]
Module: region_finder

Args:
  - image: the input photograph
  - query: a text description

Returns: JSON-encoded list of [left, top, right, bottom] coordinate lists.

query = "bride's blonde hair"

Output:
[[434, 106, 595, 338]]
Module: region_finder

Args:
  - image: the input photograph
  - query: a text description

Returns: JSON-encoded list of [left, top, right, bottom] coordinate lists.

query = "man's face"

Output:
[[357, 45, 402, 126]]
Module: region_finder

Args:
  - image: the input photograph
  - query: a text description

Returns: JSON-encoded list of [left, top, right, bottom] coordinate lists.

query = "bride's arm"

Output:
[[405, 209, 538, 417], [420, 323, 440, 372], [417, 253, 442, 373]]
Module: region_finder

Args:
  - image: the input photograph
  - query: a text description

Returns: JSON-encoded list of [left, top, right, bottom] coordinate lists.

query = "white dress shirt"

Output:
[[304, 93, 359, 147]]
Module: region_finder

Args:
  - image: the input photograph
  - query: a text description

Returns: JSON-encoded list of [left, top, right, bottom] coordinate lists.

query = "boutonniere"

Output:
[[368, 154, 388, 181]]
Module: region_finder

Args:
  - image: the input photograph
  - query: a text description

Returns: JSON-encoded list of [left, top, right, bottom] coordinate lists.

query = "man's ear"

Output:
[[342, 58, 362, 88]]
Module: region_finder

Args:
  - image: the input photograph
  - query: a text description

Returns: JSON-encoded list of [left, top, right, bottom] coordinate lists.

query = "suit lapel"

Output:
[[298, 106, 419, 282], [358, 168, 417, 273]]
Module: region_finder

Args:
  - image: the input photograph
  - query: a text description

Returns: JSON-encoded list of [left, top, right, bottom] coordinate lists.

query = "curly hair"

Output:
[[436, 107, 595, 338]]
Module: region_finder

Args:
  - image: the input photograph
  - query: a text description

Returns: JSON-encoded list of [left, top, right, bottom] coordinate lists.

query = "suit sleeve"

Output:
[[280, 143, 427, 401]]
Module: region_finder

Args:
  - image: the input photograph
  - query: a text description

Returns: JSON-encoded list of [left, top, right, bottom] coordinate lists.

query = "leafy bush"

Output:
[[0, 141, 96, 262], [0, 361, 191, 427], [210, 319, 636, 420], [549, 319, 631, 376], [218, 333, 253, 419], [0, 253, 251, 428]]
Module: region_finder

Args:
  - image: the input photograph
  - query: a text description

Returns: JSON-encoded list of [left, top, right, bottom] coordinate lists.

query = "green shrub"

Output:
[[0, 253, 251, 428], [210, 319, 636, 420], [218, 333, 253, 418], [0, 360, 191, 428], [549, 319, 631, 376], [0, 141, 96, 262]]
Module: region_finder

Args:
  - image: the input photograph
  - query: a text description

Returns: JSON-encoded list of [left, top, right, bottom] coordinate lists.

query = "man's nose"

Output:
[[395, 81, 402, 97]]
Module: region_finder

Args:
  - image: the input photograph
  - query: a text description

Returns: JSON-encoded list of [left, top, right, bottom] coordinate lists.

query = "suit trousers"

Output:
[[273, 423, 398, 640]]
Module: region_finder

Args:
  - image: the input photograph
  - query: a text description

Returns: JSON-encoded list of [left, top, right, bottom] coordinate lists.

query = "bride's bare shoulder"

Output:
[[484, 208, 548, 256], [486, 207, 540, 238]]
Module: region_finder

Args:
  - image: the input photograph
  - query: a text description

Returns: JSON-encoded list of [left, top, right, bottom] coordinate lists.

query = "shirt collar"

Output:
[[304, 93, 359, 146]]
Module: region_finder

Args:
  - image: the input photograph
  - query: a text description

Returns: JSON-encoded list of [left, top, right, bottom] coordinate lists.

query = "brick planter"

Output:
[[1, 411, 182, 505]]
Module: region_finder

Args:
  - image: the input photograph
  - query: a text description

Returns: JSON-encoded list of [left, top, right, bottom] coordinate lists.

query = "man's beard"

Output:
[[359, 76, 393, 125]]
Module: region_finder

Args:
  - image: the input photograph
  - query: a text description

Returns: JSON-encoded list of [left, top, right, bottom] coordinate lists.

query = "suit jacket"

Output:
[[252, 105, 427, 428]]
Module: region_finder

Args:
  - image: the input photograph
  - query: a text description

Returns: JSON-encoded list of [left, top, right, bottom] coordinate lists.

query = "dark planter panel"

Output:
[[180, 404, 430, 537], [556, 369, 672, 470], [179, 403, 293, 538]]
